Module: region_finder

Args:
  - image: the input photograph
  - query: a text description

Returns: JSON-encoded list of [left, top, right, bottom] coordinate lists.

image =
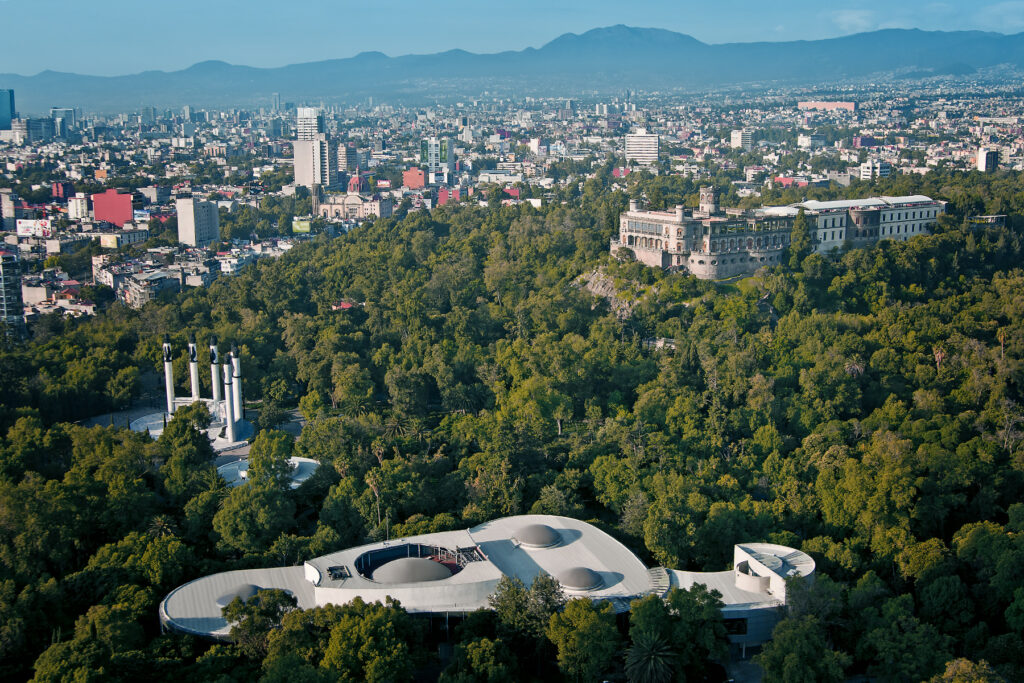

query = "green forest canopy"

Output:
[[2, 167, 1024, 681]]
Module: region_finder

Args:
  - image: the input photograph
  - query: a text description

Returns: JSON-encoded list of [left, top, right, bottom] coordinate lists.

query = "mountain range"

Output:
[[3, 25, 1023, 113]]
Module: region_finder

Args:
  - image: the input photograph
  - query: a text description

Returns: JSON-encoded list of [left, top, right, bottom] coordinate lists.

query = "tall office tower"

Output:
[[977, 147, 1000, 173], [0, 249, 25, 338], [0, 90, 14, 130], [50, 107, 76, 137], [730, 129, 754, 151], [140, 106, 156, 125], [294, 135, 338, 189], [295, 107, 325, 140], [625, 128, 660, 166], [272, 92, 281, 112], [176, 195, 220, 247], [421, 137, 455, 174]]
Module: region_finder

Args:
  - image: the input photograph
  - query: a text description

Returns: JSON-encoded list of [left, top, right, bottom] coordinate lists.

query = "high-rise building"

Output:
[[294, 135, 338, 189], [176, 195, 220, 247], [977, 147, 1000, 173], [68, 193, 90, 220], [50, 107, 77, 133], [625, 128, 659, 166], [296, 107, 325, 140], [0, 189, 18, 231], [730, 129, 754, 151], [25, 118, 55, 143], [272, 93, 281, 112], [0, 249, 25, 339], [0, 90, 14, 130], [421, 137, 455, 175]]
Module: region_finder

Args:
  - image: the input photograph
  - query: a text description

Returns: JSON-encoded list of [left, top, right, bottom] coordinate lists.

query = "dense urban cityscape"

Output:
[[2, 11, 1024, 683]]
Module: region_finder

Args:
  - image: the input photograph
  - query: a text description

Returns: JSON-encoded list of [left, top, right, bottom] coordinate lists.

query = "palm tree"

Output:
[[147, 514, 178, 538], [625, 630, 676, 683]]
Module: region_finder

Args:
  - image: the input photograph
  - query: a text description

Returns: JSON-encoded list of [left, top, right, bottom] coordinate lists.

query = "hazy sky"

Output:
[[1, 0, 1021, 76]]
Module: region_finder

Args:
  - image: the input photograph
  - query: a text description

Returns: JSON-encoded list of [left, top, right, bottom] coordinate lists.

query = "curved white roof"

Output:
[[159, 515, 813, 640]]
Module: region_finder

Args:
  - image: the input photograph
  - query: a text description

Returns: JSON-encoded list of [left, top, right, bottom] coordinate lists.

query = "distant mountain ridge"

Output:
[[3, 25, 1023, 113]]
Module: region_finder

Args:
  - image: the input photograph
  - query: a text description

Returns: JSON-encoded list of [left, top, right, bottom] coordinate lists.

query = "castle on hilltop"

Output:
[[610, 187, 946, 280]]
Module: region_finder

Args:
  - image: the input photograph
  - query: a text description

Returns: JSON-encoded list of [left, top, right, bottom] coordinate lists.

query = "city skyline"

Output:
[[0, 0, 1022, 76]]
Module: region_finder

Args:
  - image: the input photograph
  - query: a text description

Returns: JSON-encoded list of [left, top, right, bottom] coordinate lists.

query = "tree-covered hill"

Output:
[[2, 168, 1024, 680]]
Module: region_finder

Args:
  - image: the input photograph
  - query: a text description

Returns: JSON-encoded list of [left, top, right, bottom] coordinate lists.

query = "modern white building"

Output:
[[859, 159, 892, 180], [422, 137, 455, 175], [67, 193, 90, 221], [176, 195, 220, 247], [294, 136, 338, 189], [977, 146, 1000, 173], [295, 107, 325, 141], [159, 514, 814, 651], [625, 128, 660, 166], [797, 133, 826, 150], [730, 129, 754, 151]]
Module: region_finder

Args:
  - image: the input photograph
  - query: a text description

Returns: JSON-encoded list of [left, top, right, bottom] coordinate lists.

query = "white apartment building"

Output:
[[422, 137, 455, 175], [625, 128, 660, 166], [978, 147, 1000, 173], [68, 193, 90, 220], [294, 136, 338, 189], [859, 159, 892, 180], [731, 129, 754, 151], [176, 196, 220, 247], [797, 133, 826, 149], [295, 107, 325, 141]]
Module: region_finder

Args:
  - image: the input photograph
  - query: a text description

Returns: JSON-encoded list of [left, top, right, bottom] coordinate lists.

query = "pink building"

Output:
[[91, 189, 133, 227]]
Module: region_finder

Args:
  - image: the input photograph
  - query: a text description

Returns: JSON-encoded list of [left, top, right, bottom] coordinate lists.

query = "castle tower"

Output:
[[699, 186, 718, 216]]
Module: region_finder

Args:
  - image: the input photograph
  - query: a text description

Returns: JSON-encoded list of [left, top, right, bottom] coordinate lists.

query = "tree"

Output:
[[489, 573, 565, 640], [788, 208, 813, 270], [625, 629, 676, 683], [628, 585, 729, 682], [756, 616, 849, 683], [159, 402, 217, 501], [246, 429, 294, 489], [320, 598, 422, 682], [212, 482, 296, 554], [928, 658, 1005, 683], [546, 598, 620, 682], [440, 637, 517, 683], [223, 589, 298, 659]]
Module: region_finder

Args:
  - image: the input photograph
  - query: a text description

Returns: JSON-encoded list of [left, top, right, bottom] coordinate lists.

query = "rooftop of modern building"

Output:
[[159, 514, 813, 641]]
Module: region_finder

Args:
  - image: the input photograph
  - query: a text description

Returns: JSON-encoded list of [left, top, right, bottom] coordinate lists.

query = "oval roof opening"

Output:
[[515, 523, 561, 548], [371, 557, 453, 584]]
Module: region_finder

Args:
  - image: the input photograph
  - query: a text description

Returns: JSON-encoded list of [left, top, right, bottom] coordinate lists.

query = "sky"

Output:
[[1, 0, 1022, 76]]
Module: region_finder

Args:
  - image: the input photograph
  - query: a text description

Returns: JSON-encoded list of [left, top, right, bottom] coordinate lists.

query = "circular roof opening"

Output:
[[558, 566, 603, 591], [515, 523, 561, 548], [216, 584, 260, 607], [371, 557, 453, 584]]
